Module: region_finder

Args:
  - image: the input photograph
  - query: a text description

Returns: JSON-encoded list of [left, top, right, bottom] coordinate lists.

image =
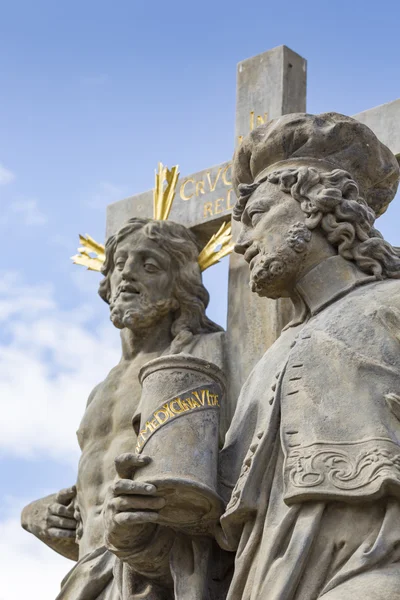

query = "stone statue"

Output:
[[106, 112, 400, 600], [22, 112, 400, 600], [21, 217, 225, 599], [218, 112, 400, 599]]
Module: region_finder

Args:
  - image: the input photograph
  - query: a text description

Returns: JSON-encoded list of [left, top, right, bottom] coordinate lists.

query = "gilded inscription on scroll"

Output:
[[136, 386, 220, 453]]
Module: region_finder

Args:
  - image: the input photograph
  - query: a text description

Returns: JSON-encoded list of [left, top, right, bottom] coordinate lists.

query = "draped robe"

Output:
[[219, 257, 400, 600]]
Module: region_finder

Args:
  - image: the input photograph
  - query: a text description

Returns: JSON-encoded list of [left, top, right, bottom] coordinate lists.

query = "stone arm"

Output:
[[21, 487, 79, 561], [104, 453, 175, 592]]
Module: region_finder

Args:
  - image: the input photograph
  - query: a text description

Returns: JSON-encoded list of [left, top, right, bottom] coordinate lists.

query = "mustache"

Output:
[[110, 281, 141, 307]]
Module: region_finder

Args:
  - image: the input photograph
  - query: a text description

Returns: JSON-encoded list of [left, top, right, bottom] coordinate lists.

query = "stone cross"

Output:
[[106, 45, 400, 420]]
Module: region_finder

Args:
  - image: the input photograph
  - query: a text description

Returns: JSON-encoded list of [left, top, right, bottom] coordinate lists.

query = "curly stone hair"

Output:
[[234, 166, 400, 280], [98, 218, 223, 352]]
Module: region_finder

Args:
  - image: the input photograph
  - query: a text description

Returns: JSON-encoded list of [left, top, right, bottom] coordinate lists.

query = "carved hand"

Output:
[[45, 486, 78, 540], [104, 453, 167, 553], [21, 486, 79, 561]]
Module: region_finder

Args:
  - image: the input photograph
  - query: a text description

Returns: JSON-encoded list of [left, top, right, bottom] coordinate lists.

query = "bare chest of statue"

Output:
[[75, 351, 159, 557]]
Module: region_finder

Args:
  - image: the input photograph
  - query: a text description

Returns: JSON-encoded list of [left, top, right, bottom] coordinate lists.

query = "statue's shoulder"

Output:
[[368, 277, 400, 309], [183, 330, 226, 370], [85, 360, 128, 408], [85, 382, 103, 408], [363, 278, 400, 333], [322, 278, 400, 324], [358, 278, 400, 314], [315, 278, 400, 355]]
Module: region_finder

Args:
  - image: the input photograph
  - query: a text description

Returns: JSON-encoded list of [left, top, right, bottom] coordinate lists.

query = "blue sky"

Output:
[[1, 1, 400, 597]]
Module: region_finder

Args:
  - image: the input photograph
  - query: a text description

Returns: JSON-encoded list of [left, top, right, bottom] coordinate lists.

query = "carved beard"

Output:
[[110, 292, 179, 331], [250, 222, 312, 298]]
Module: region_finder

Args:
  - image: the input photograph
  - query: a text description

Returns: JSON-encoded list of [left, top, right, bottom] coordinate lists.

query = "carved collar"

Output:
[[293, 255, 375, 320]]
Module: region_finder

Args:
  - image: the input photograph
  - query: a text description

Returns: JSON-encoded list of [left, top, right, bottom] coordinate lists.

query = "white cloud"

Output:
[[0, 163, 15, 185], [0, 274, 120, 599], [10, 199, 47, 225], [0, 271, 120, 465], [0, 272, 56, 322], [0, 198, 47, 227], [88, 181, 127, 210], [0, 497, 71, 600], [69, 267, 103, 299]]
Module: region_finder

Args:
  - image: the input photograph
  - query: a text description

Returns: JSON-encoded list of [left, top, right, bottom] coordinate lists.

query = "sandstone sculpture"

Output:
[[218, 112, 400, 599], [21, 217, 225, 599]]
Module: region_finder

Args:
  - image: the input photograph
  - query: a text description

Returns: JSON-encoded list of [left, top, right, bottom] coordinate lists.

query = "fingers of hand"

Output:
[[47, 527, 77, 540], [114, 453, 151, 478], [56, 486, 77, 505], [47, 515, 77, 531], [112, 479, 157, 496], [112, 495, 166, 512], [114, 511, 160, 526], [49, 503, 75, 518]]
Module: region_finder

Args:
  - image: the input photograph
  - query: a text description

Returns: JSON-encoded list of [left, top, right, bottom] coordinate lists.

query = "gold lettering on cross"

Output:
[[206, 168, 222, 192], [226, 188, 235, 210], [222, 164, 232, 186], [250, 111, 268, 131], [238, 110, 269, 145], [180, 178, 195, 201], [196, 180, 205, 196]]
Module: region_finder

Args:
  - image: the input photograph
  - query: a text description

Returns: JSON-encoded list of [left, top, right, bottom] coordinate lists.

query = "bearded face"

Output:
[[110, 291, 178, 331], [108, 231, 179, 332], [249, 222, 312, 297], [234, 180, 313, 299]]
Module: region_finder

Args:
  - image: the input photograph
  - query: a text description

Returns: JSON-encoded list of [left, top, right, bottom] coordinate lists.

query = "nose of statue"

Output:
[[234, 231, 251, 255], [121, 256, 137, 280]]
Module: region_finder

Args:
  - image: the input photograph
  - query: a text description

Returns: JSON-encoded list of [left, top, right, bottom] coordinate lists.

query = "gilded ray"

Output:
[[198, 222, 234, 272], [153, 162, 180, 220], [71, 234, 105, 272]]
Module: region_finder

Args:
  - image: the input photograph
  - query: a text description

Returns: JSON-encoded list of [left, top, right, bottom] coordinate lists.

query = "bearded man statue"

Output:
[[217, 112, 400, 600], [21, 217, 226, 600]]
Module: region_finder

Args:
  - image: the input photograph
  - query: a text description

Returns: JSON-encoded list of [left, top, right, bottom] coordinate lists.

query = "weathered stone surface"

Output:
[[133, 354, 226, 534], [227, 46, 306, 412], [354, 98, 400, 158], [219, 111, 400, 598], [235, 45, 307, 143]]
